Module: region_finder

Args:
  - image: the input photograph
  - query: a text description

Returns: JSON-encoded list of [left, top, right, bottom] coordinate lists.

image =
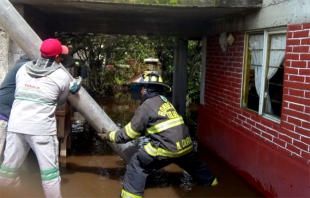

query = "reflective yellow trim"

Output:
[[121, 189, 142, 198], [150, 76, 157, 82], [125, 123, 140, 139], [147, 117, 184, 135], [211, 178, 218, 186], [144, 142, 193, 158], [108, 131, 116, 143]]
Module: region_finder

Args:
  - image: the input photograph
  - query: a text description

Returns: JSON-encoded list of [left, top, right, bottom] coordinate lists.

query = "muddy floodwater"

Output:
[[2, 93, 264, 197]]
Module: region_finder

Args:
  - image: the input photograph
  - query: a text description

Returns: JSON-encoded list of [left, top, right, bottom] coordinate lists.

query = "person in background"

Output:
[[61, 54, 76, 77], [77, 61, 88, 79], [102, 73, 218, 198], [0, 38, 80, 198], [0, 50, 31, 160], [77, 60, 88, 87]]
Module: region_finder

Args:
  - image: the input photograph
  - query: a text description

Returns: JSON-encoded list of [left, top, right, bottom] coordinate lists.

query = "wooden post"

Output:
[[56, 103, 71, 157]]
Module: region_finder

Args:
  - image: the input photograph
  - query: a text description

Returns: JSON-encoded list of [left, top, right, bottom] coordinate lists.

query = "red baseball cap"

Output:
[[40, 38, 69, 57]]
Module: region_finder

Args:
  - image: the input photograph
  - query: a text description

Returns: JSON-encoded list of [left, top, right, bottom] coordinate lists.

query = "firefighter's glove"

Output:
[[69, 76, 82, 94]]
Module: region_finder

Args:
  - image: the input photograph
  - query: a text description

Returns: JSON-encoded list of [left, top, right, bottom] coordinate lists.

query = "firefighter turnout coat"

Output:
[[107, 95, 193, 158]]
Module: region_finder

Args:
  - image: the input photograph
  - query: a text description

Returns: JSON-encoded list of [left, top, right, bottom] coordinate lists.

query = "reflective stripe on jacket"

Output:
[[108, 95, 193, 158]]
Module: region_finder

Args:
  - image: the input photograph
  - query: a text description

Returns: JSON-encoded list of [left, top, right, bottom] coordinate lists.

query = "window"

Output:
[[242, 29, 286, 121]]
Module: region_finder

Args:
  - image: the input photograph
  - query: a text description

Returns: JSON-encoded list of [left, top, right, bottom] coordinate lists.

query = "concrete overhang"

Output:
[[10, 0, 262, 38]]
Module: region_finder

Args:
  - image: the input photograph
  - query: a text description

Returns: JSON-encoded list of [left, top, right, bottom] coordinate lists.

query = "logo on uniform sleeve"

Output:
[[158, 102, 179, 119]]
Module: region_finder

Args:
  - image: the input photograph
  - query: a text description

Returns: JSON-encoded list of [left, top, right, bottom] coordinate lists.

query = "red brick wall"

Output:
[[204, 31, 244, 127], [198, 23, 310, 197], [282, 23, 310, 162]]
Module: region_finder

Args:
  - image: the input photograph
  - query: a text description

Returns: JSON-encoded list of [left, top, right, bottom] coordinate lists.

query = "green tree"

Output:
[[57, 33, 201, 104]]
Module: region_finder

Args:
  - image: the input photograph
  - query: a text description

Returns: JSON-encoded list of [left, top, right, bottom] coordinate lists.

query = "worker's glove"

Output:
[[98, 133, 108, 141], [102, 128, 109, 134], [101, 128, 116, 143], [69, 76, 82, 94], [99, 128, 109, 141]]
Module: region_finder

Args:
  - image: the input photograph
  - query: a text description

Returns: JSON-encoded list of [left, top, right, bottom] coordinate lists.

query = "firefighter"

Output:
[[103, 73, 218, 198]]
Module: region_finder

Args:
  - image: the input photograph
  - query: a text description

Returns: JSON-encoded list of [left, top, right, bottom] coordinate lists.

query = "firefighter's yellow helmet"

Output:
[[134, 72, 171, 89]]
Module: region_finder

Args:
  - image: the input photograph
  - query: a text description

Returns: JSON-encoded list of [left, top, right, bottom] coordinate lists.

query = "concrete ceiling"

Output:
[[10, 0, 262, 38]]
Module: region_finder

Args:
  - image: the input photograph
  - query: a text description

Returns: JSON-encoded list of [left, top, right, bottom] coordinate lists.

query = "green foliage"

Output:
[[102, 68, 116, 88], [57, 33, 201, 104], [114, 91, 131, 100], [184, 107, 199, 138], [169, 0, 178, 5], [152, 37, 201, 104], [187, 40, 201, 105], [57, 33, 153, 94]]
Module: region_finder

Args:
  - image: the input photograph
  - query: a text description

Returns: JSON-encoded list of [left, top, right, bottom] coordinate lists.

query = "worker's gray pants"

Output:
[[0, 132, 61, 198]]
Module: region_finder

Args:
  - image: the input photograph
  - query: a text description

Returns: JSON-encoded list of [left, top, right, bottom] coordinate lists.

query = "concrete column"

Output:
[[0, 3, 49, 85], [0, 27, 10, 84], [0, 5, 29, 84], [172, 38, 188, 117], [0, 27, 20, 84]]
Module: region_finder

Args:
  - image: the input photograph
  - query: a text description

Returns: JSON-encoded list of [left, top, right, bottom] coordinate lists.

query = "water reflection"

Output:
[[66, 92, 200, 195], [70, 92, 199, 192], [66, 92, 263, 198]]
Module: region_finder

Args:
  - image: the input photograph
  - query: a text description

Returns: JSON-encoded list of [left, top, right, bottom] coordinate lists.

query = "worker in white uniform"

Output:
[[0, 38, 80, 198]]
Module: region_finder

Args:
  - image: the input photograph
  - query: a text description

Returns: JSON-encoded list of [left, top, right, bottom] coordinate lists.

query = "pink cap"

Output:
[[40, 38, 69, 57]]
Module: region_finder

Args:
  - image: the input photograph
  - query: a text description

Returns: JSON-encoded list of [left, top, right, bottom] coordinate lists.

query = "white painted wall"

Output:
[[203, 0, 310, 34], [245, 0, 310, 29]]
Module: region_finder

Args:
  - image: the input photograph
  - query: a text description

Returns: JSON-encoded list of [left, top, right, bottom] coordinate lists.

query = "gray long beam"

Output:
[[0, 0, 138, 165]]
